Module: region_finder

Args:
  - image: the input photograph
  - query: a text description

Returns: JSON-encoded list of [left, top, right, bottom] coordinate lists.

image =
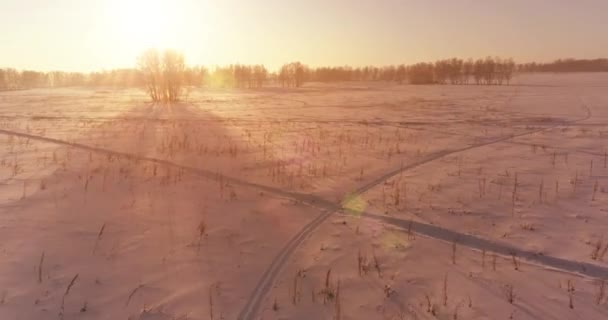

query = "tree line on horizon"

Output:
[[519, 58, 608, 72], [1, 56, 607, 93]]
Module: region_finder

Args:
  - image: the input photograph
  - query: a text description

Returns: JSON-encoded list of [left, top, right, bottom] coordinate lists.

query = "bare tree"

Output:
[[137, 49, 185, 102], [277, 62, 308, 87], [293, 62, 306, 87], [395, 65, 406, 84], [462, 59, 474, 84], [162, 49, 185, 101], [138, 49, 162, 101], [503, 58, 516, 85], [483, 56, 497, 85], [408, 63, 435, 84], [253, 65, 268, 88], [473, 59, 484, 85]]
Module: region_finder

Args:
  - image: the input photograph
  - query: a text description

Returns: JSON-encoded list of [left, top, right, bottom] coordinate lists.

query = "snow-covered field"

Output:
[[1, 73, 608, 320]]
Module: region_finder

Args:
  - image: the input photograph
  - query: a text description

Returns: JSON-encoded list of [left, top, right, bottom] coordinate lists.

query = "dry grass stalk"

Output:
[[372, 250, 382, 278], [292, 270, 302, 305], [394, 183, 400, 206], [197, 220, 207, 254], [272, 298, 279, 311], [504, 284, 515, 304], [457, 158, 462, 177], [596, 279, 606, 305], [209, 285, 214, 320], [21, 181, 26, 200], [567, 280, 575, 309], [591, 237, 604, 260], [358, 250, 371, 275], [511, 253, 520, 271], [424, 294, 437, 315], [125, 284, 144, 307], [403, 183, 407, 209], [92, 223, 106, 254], [443, 273, 449, 306], [592, 180, 599, 201], [334, 280, 341, 320], [60, 273, 79, 318], [600, 243, 608, 261], [538, 179, 544, 203], [357, 249, 363, 276], [321, 268, 335, 304], [497, 180, 504, 200], [572, 171, 579, 195], [38, 251, 45, 283], [407, 220, 414, 240], [511, 173, 518, 217]]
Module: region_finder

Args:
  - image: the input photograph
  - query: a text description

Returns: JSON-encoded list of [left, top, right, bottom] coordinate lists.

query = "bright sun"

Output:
[[111, 0, 181, 50]]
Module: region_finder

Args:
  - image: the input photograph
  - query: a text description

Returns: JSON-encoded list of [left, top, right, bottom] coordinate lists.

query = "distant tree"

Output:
[[516, 58, 608, 73], [494, 57, 505, 85], [208, 66, 235, 88], [138, 49, 162, 101], [183, 66, 206, 87], [3, 69, 21, 89], [277, 62, 308, 87], [473, 59, 484, 85], [434, 60, 449, 84], [293, 62, 305, 87], [0, 69, 6, 90], [48, 71, 65, 87], [483, 56, 496, 85], [462, 59, 474, 84], [395, 65, 406, 84], [253, 65, 268, 88], [380, 66, 396, 81], [408, 63, 435, 84], [67, 72, 86, 86], [161, 50, 185, 101], [278, 65, 289, 87], [137, 49, 185, 102], [21, 71, 46, 88], [503, 58, 516, 85], [447, 58, 463, 84]]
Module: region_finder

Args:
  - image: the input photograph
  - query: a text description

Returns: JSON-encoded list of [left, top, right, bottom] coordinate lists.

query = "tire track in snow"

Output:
[[0, 128, 318, 204], [236, 105, 593, 320], [363, 213, 608, 279]]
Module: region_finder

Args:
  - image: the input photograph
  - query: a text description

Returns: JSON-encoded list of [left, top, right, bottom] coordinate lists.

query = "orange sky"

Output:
[[1, 0, 607, 71]]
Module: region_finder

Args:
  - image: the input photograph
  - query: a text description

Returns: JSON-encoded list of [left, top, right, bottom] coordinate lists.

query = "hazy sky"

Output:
[[1, 0, 607, 71]]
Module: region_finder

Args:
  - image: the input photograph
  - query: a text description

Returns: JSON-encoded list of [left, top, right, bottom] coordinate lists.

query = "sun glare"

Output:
[[111, 0, 180, 50]]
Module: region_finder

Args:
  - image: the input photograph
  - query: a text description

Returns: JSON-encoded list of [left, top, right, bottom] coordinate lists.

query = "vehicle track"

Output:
[[0, 128, 322, 205], [236, 104, 592, 320], [363, 213, 608, 279]]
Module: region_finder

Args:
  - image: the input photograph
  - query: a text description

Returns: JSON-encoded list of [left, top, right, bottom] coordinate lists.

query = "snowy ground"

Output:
[[1, 73, 608, 320]]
